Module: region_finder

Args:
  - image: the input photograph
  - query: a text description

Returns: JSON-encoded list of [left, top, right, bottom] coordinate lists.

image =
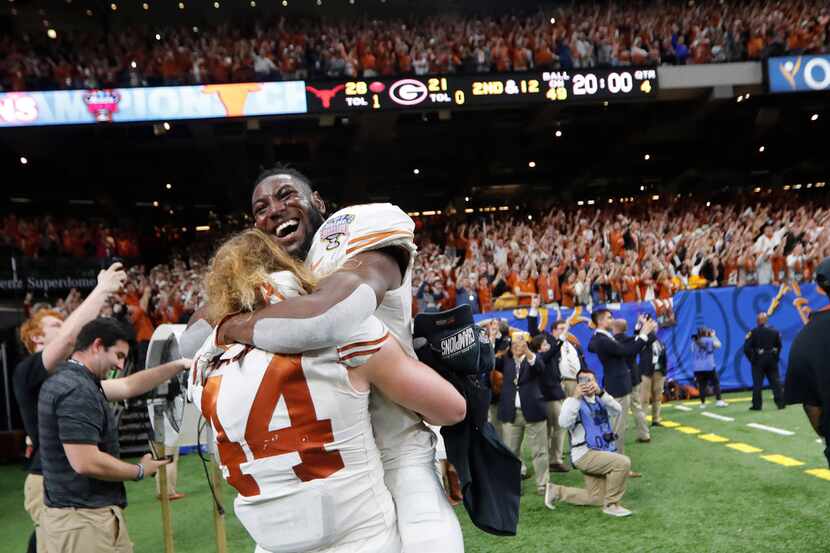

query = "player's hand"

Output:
[[96, 263, 127, 296], [441, 460, 463, 506], [177, 358, 193, 372], [139, 453, 171, 478]]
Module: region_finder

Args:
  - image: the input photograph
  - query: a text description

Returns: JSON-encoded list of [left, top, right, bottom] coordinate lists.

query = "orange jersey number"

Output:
[[201, 355, 344, 497]]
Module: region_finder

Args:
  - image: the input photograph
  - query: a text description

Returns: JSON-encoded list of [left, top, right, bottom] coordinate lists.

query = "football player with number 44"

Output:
[[182, 165, 466, 553], [190, 229, 465, 553]]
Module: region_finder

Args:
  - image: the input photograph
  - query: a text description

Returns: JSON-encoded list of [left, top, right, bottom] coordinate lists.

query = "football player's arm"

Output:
[[362, 336, 467, 427], [101, 358, 190, 402], [179, 305, 213, 359], [217, 250, 403, 353]]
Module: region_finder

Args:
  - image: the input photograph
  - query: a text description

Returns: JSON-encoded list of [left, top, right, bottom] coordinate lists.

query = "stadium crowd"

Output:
[[2, 0, 829, 91], [412, 195, 830, 313]]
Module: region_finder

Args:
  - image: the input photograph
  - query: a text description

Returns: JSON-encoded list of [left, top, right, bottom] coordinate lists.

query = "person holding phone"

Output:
[[37, 318, 191, 553], [544, 369, 634, 518]]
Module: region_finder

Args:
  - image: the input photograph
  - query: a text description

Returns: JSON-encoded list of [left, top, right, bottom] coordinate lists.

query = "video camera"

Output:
[[691, 326, 714, 341]]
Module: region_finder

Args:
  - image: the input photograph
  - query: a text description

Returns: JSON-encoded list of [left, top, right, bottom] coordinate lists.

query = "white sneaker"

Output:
[[699, 403, 707, 409], [716, 400, 728, 407], [602, 504, 633, 517], [544, 483, 557, 511]]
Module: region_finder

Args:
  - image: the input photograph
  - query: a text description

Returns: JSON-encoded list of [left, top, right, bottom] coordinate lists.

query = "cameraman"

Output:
[[692, 327, 727, 408], [544, 369, 633, 518]]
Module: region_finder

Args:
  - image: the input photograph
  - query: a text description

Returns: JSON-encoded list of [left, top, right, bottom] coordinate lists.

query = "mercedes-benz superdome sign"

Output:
[[767, 55, 830, 94]]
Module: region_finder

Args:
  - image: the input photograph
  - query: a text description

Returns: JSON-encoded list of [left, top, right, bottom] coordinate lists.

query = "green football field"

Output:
[[3, 391, 829, 553]]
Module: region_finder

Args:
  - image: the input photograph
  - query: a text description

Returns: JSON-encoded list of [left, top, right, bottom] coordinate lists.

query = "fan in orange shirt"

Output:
[[477, 276, 494, 313], [560, 272, 576, 309]]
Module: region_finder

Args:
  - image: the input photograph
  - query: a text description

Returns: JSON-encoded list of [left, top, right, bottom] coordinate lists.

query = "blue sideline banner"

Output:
[[767, 55, 830, 94], [474, 284, 828, 391], [0, 81, 307, 127]]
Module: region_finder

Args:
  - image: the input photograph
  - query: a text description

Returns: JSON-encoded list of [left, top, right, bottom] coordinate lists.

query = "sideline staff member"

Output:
[[743, 313, 784, 411], [786, 257, 830, 467], [38, 318, 187, 553]]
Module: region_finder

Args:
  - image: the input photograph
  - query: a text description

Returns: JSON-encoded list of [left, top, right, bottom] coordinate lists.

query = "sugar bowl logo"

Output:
[[319, 214, 355, 250], [83, 89, 122, 122]]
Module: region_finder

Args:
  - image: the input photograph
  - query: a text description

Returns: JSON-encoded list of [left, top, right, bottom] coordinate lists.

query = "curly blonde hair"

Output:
[[204, 229, 317, 325]]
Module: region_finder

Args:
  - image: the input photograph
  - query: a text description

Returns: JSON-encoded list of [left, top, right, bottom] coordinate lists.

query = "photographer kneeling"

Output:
[[544, 369, 633, 517]]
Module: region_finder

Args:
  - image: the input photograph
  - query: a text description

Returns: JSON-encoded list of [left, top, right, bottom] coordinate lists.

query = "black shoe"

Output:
[[777, 402, 787, 410], [749, 406, 762, 411], [651, 421, 663, 427]]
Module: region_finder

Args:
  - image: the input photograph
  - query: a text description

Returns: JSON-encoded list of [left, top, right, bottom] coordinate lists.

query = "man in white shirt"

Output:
[[544, 369, 633, 517], [753, 223, 788, 285]]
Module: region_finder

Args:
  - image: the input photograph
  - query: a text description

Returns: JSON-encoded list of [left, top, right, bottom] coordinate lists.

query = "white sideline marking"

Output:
[[747, 423, 794, 436], [701, 412, 734, 422], [674, 405, 693, 412]]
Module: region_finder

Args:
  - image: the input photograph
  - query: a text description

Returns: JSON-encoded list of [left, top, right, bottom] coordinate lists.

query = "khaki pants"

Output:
[[612, 394, 631, 454], [488, 404, 503, 442], [546, 400, 565, 465], [43, 505, 133, 553], [551, 449, 631, 507], [503, 410, 549, 494], [24, 473, 46, 553], [629, 384, 650, 441], [562, 379, 578, 399], [155, 445, 181, 496], [641, 373, 666, 422]]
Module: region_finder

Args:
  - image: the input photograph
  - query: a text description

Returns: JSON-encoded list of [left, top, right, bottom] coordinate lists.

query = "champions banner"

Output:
[[474, 283, 828, 390], [767, 54, 830, 94], [0, 81, 307, 126]]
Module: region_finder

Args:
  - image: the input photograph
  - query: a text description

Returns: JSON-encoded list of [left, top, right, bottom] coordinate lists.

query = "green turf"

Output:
[[2, 391, 829, 553]]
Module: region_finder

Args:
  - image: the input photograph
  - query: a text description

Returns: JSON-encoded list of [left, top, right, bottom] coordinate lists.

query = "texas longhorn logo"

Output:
[[306, 84, 345, 109], [83, 89, 121, 122]]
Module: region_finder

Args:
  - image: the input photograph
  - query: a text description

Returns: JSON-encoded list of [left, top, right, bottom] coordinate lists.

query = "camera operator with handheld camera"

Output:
[[544, 369, 633, 517], [691, 327, 727, 408]]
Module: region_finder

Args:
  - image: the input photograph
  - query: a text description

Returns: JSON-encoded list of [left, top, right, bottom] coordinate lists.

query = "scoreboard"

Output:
[[305, 67, 657, 113]]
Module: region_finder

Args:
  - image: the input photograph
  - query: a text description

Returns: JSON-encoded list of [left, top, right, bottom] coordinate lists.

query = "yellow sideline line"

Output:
[[760, 454, 805, 467], [726, 443, 763, 453], [805, 468, 830, 481], [656, 408, 824, 481]]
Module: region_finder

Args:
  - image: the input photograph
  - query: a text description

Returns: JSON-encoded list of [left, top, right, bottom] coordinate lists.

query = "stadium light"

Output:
[[47, 29, 57, 39], [753, 187, 761, 193], [550, 17, 556, 24], [19, 156, 28, 165], [608, 198, 614, 204], [131, 60, 137, 68], [640, 185, 645, 191], [110, 2, 117, 10], [528, 215, 533, 220], [465, 196, 470, 202], [652, 195, 660, 201], [555, 130, 562, 137], [528, 161, 536, 168], [413, 168, 420, 175], [745, 93, 751, 99], [758, 145, 765, 153], [282, 0, 287, 5], [465, 208, 474, 214], [250, 0, 255, 6], [142, 3, 148, 10], [86, 9, 93, 16], [155, 33, 161, 40], [811, 113, 819, 121], [577, 201, 584, 206], [163, 121, 171, 131], [706, 201, 711, 207], [587, 200, 595, 205], [152, 201, 159, 207], [196, 225, 211, 232], [644, 153, 650, 161], [165, 183, 172, 190], [179, 2, 185, 9], [316, 0, 322, 5], [213, 1, 219, 7], [350, 0, 355, 3], [736, 95, 743, 102]]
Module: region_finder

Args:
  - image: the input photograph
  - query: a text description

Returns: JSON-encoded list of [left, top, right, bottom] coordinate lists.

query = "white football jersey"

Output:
[[306, 203, 436, 469], [190, 276, 396, 553]]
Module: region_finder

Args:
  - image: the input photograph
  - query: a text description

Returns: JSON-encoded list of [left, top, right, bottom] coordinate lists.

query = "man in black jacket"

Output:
[[613, 319, 651, 444], [530, 335, 569, 472], [527, 298, 587, 404], [497, 336, 550, 495], [588, 309, 657, 456], [744, 312, 785, 411]]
